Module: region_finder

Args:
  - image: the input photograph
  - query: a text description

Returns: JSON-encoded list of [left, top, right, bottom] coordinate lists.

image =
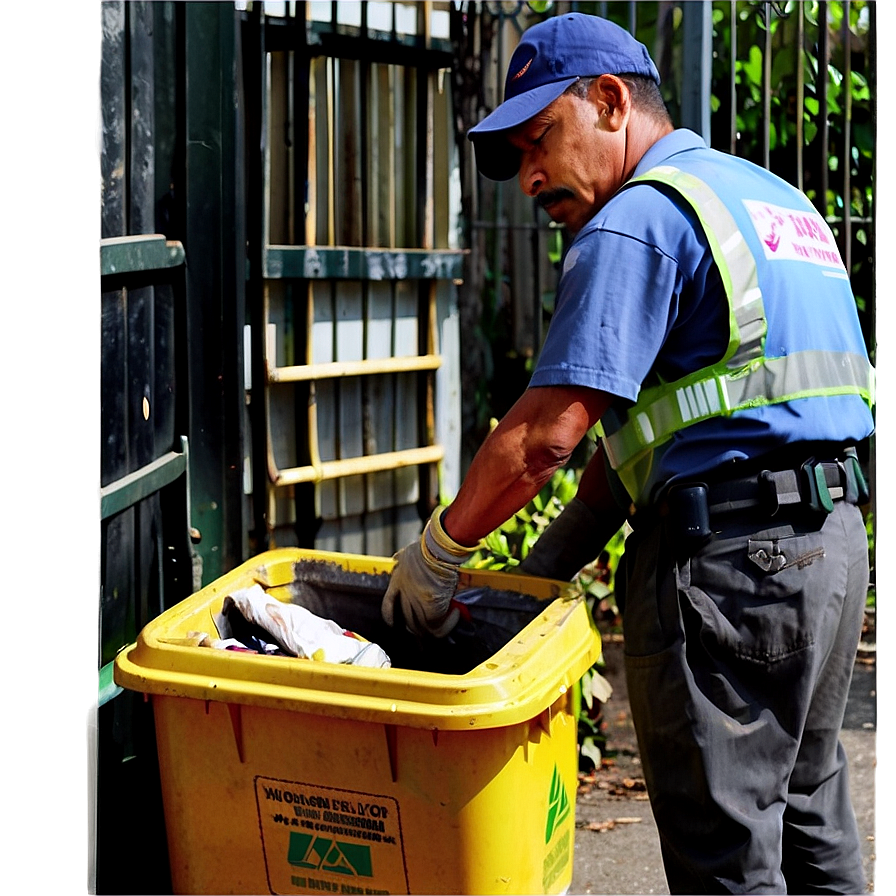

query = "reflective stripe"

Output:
[[632, 166, 766, 366], [603, 350, 875, 469], [602, 166, 875, 494]]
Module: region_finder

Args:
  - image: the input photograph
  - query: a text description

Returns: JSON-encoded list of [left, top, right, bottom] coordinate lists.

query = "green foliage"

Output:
[[464, 467, 578, 570], [464, 465, 629, 768], [864, 509, 875, 609]]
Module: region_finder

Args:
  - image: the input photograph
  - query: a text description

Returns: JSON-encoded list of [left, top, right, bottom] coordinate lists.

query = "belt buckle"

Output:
[[842, 451, 870, 505], [800, 459, 835, 513], [759, 468, 802, 515]]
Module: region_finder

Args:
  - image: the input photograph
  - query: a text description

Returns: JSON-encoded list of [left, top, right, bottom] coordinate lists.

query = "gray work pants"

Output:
[[620, 500, 868, 894]]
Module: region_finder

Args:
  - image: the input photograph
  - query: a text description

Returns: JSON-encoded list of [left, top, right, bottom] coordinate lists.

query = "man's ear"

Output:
[[589, 74, 630, 129]]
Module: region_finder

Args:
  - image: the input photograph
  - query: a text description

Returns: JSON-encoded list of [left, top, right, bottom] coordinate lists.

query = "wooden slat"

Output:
[[336, 283, 365, 517], [270, 445, 444, 486], [268, 353, 441, 382]]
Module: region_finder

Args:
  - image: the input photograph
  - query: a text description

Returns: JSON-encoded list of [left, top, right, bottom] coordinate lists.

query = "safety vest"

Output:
[[598, 162, 875, 507]]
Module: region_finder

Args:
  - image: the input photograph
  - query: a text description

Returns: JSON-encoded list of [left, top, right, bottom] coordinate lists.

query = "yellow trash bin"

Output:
[[114, 548, 601, 895]]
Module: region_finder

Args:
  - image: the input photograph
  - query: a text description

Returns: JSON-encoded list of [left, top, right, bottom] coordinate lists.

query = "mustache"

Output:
[[536, 188, 574, 209]]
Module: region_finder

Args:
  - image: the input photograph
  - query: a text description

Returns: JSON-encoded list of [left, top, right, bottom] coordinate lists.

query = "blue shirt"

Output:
[[528, 129, 873, 485]]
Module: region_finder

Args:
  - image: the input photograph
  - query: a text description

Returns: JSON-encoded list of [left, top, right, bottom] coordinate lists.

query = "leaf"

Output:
[[585, 580, 611, 601], [590, 671, 613, 704], [740, 45, 763, 89], [580, 669, 594, 711], [580, 735, 603, 770]]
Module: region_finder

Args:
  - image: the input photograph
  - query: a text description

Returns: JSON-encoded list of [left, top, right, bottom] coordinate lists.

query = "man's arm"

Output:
[[382, 384, 614, 636], [441, 384, 611, 545], [516, 441, 627, 580]]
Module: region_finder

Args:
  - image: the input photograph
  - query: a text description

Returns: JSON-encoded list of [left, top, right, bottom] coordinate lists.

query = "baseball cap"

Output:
[[468, 13, 660, 181]]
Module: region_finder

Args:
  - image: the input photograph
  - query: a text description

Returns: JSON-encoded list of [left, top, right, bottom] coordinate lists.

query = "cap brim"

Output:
[[470, 134, 521, 182], [468, 76, 578, 181]]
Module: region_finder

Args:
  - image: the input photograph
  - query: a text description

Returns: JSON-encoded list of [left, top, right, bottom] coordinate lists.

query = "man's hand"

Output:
[[382, 507, 479, 637]]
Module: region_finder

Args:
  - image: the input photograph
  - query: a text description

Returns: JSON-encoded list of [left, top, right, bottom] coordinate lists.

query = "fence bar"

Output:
[[762, 2, 772, 169], [681, 1, 712, 142], [730, 1, 737, 154], [796, 5, 805, 191], [817, 2, 830, 212], [842, 0, 852, 271]]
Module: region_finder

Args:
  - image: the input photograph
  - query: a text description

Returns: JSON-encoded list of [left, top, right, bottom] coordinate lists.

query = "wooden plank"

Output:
[[335, 283, 365, 517], [268, 51, 291, 244], [269, 445, 444, 485], [393, 281, 420, 507], [269, 353, 440, 382], [338, 514, 366, 555], [335, 56, 363, 246], [434, 279, 462, 499], [312, 282, 338, 520], [366, 282, 397, 514], [432, 65, 454, 250]]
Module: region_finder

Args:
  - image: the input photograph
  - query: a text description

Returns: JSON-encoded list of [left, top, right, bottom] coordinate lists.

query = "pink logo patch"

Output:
[[758, 207, 786, 253]]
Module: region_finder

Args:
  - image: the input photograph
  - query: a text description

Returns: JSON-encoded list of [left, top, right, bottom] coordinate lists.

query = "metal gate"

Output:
[[241, 1, 465, 557]]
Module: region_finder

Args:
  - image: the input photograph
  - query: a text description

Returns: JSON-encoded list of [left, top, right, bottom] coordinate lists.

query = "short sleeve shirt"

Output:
[[527, 129, 873, 482]]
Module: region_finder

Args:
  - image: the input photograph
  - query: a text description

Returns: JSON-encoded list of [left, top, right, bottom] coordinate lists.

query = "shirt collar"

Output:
[[632, 128, 708, 179]]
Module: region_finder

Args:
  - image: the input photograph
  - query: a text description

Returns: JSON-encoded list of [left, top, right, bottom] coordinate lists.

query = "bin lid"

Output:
[[114, 548, 602, 730]]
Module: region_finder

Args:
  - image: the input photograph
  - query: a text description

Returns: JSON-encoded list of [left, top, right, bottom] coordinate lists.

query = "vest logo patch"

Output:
[[742, 199, 845, 270]]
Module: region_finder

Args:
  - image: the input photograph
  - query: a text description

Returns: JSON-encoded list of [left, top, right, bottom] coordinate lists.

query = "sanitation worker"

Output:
[[381, 12, 874, 894]]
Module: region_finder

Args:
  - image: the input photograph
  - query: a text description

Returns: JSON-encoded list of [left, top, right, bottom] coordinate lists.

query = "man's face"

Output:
[[507, 88, 625, 235]]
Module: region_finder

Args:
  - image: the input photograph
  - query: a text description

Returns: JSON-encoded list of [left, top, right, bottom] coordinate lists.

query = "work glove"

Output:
[[382, 507, 479, 638], [518, 497, 607, 581]]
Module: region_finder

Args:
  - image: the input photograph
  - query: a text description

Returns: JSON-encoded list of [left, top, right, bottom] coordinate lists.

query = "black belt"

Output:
[[640, 447, 869, 545], [703, 454, 867, 516]]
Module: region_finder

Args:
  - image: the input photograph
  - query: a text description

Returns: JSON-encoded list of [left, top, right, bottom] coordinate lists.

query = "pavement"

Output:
[[569, 637, 877, 895]]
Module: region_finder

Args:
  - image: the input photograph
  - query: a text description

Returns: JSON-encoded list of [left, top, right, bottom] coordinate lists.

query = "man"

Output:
[[381, 12, 874, 894]]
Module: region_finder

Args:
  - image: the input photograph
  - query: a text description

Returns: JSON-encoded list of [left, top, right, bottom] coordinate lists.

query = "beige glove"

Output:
[[518, 496, 612, 581], [382, 507, 479, 637]]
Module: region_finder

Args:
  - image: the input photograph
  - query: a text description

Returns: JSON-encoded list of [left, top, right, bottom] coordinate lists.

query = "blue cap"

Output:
[[468, 13, 660, 181]]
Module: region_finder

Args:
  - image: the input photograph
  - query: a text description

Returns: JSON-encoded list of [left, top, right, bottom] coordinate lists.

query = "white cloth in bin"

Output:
[[219, 584, 391, 668]]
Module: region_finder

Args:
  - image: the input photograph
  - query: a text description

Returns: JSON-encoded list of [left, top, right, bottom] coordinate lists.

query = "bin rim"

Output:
[[114, 547, 602, 730]]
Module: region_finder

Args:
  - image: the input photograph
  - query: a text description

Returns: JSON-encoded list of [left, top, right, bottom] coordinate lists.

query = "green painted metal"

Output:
[[182, 1, 248, 585], [98, 659, 123, 708], [264, 245, 466, 280], [100, 234, 185, 276], [100, 447, 187, 520]]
